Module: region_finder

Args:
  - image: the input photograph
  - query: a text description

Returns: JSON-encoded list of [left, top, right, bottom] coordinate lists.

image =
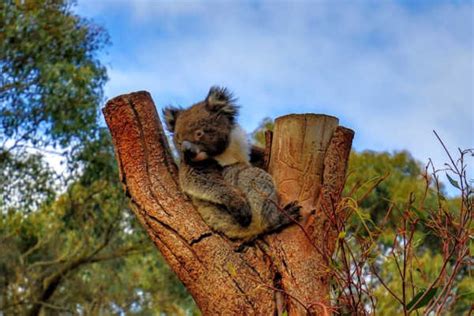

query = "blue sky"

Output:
[[75, 0, 473, 190]]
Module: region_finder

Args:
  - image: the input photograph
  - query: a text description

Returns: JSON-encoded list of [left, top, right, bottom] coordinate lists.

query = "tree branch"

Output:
[[103, 92, 354, 315]]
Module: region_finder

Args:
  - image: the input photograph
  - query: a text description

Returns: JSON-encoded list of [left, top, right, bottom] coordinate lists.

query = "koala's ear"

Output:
[[206, 86, 239, 120], [162, 106, 182, 132]]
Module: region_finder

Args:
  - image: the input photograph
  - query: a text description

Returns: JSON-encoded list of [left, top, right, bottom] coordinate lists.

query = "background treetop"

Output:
[[0, 0, 108, 152]]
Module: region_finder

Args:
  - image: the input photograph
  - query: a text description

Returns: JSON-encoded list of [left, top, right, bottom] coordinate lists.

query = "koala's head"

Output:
[[163, 86, 238, 164]]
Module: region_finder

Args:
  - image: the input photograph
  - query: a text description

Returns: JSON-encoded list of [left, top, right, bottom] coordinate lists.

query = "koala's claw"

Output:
[[236, 212, 252, 227], [283, 201, 302, 221]]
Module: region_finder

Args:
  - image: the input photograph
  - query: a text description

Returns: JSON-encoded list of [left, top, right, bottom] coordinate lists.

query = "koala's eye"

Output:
[[195, 130, 204, 139]]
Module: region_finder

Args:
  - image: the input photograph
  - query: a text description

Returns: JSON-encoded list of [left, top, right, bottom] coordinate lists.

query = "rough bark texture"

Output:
[[267, 115, 354, 315], [103, 91, 354, 315]]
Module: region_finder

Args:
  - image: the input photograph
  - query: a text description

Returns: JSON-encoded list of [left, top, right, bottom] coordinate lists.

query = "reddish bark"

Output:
[[103, 91, 353, 315]]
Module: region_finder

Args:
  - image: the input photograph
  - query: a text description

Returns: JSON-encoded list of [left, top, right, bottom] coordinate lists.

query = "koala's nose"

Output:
[[182, 141, 193, 152], [182, 141, 196, 157], [181, 141, 208, 162], [182, 141, 199, 162]]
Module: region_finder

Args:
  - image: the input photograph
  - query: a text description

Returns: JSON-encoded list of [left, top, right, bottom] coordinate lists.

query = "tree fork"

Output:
[[103, 91, 354, 315]]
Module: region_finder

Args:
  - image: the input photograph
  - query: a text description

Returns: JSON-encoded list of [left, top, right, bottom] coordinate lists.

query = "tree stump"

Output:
[[103, 91, 354, 315]]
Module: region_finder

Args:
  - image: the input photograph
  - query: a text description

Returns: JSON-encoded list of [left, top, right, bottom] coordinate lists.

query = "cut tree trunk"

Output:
[[103, 91, 354, 315]]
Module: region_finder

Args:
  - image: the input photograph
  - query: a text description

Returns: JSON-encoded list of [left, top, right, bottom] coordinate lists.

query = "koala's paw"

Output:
[[283, 201, 302, 221], [227, 196, 252, 227]]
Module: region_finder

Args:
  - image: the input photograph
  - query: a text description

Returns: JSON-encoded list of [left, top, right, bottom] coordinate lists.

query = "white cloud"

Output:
[[76, 0, 473, 193]]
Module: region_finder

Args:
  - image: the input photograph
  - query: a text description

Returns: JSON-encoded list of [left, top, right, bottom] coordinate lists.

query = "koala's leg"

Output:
[[194, 200, 248, 236], [225, 164, 302, 233], [261, 199, 302, 232], [194, 199, 267, 241], [179, 163, 252, 227]]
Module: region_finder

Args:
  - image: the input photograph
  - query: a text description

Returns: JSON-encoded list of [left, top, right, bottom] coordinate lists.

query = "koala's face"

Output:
[[163, 87, 238, 164], [173, 104, 233, 163]]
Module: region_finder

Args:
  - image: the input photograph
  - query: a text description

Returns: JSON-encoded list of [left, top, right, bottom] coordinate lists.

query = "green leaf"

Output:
[[446, 173, 461, 189], [227, 263, 237, 277], [407, 287, 438, 311], [410, 206, 427, 221], [457, 291, 474, 299]]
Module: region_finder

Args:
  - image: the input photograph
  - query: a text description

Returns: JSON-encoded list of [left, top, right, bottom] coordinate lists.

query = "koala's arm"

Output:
[[179, 163, 252, 227]]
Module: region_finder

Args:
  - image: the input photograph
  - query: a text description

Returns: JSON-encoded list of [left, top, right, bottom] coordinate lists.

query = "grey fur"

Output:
[[164, 86, 301, 241], [206, 86, 239, 124], [222, 163, 301, 240]]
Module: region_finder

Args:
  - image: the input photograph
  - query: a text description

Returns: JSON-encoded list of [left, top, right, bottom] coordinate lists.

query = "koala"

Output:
[[163, 86, 301, 241]]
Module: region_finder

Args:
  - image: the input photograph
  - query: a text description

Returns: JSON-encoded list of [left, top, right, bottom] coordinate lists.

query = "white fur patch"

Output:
[[214, 125, 250, 166]]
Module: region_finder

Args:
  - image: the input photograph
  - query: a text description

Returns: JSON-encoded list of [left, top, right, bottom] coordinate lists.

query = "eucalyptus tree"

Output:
[[0, 1, 194, 315]]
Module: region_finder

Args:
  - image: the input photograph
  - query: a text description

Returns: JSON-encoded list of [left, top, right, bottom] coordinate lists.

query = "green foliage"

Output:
[[0, 151, 57, 212], [0, 0, 109, 212], [251, 117, 273, 147], [406, 287, 439, 311], [371, 251, 443, 314], [336, 150, 472, 315], [0, 0, 108, 148], [345, 150, 438, 224], [0, 1, 199, 315], [0, 168, 198, 315]]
